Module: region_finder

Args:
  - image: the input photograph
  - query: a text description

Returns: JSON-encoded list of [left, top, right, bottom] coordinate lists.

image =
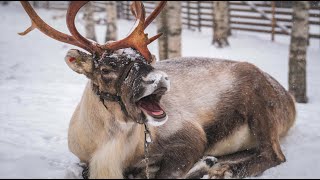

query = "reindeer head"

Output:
[[19, 1, 170, 126]]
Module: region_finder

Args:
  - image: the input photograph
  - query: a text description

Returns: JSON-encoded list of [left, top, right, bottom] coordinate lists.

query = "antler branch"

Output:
[[66, 1, 102, 54], [19, 1, 91, 53], [144, 1, 167, 30]]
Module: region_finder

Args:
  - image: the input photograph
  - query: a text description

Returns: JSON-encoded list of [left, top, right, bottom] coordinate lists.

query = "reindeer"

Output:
[[19, 1, 296, 179]]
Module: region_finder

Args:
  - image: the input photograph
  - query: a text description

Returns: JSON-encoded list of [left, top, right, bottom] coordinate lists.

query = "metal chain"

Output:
[[144, 123, 153, 179]]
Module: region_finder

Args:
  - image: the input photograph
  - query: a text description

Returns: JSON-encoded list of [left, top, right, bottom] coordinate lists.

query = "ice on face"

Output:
[[104, 48, 143, 63]]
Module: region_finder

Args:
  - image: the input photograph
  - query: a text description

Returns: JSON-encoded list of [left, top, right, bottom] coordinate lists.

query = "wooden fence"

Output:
[[34, 1, 320, 40], [119, 1, 320, 40]]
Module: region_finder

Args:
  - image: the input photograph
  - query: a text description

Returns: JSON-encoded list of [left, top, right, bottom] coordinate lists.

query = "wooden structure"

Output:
[[34, 1, 320, 40]]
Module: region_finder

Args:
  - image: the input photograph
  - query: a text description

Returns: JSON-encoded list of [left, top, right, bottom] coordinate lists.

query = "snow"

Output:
[[1, 2, 320, 179]]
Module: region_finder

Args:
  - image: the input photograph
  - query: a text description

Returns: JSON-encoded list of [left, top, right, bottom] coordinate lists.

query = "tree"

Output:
[[83, 2, 97, 41], [212, 1, 231, 47], [288, 1, 309, 103], [157, 1, 182, 60], [105, 1, 118, 42]]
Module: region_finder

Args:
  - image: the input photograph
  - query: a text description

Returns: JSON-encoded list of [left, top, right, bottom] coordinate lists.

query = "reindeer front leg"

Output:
[[89, 143, 124, 179], [154, 130, 206, 179], [127, 123, 207, 179]]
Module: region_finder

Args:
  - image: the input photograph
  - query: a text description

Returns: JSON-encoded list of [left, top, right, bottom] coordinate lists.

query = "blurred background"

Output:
[[0, 1, 319, 178]]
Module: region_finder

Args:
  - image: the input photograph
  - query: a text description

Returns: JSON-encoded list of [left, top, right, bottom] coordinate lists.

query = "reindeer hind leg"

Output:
[[186, 108, 287, 179], [208, 112, 286, 178]]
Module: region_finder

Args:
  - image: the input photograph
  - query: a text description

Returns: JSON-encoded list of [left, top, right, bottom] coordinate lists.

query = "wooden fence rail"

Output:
[[120, 1, 320, 39], [34, 1, 320, 40]]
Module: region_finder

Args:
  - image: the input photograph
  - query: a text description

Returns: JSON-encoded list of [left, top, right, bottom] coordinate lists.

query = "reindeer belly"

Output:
[[205, 124, 257, 157]]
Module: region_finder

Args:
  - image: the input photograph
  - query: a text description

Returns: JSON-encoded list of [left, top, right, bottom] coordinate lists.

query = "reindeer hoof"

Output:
[[203, 156, 218, 167], [210, 164, 233, 179], [185, 156, 218, 179]]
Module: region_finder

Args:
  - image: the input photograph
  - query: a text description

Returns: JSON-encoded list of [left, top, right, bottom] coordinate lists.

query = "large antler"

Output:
[[19, 1, 167, 63]]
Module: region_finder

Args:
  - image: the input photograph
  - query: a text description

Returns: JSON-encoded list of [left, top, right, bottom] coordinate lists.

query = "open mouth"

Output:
[[137, 87, 167, 120]]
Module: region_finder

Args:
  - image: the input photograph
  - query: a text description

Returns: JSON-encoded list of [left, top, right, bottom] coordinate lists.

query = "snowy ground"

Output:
[[0, 2, 320, 179]]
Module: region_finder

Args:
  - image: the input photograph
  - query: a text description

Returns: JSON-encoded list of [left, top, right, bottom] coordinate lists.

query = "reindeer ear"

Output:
[[65, 49, 94, 78]]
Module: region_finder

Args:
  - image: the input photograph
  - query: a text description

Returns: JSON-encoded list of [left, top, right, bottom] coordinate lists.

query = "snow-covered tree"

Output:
[[105, 1, 117, 42], [157, 1, 182, 60], [212, 1, 230, 48], [288, 1, 309, 103], [83, 2, 96, 41]]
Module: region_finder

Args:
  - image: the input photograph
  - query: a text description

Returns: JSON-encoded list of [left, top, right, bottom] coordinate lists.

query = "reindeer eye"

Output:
[[109, 62, 118, 68], [101, 69, 111, 74]]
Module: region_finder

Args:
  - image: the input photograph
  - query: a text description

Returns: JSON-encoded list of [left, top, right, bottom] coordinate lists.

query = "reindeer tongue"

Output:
[[138, 95, 165, 118], [140, 101, 164, 115]]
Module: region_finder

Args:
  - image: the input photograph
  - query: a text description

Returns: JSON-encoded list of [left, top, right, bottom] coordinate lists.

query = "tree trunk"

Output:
[[212, 1, 230, 48], [105, 1, 118, 42], [45, 1, 49, 9], [157, 1, 182, 60], [289, 1, 309, 103], [83, 2, 97, 42]]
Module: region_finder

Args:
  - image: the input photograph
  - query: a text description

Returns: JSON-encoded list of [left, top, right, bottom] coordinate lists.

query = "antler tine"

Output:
[[144, 1, 167, 29], [148, 33, 163, 45], [19, 1, 91, 53], [130, 1, 146, 24], [66, 1, 102, 55]]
